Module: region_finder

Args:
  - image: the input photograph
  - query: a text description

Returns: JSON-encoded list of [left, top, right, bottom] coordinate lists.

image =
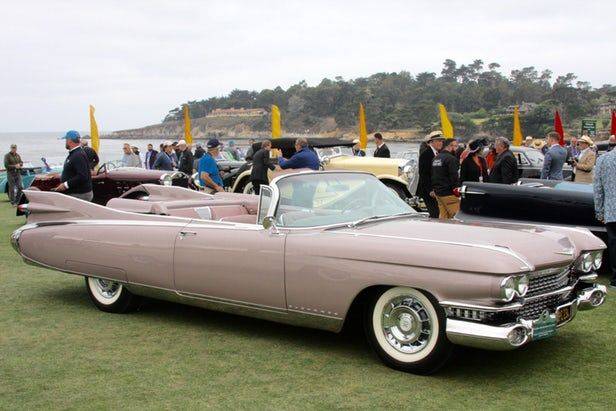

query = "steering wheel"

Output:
[[96, 162, 107, 175]]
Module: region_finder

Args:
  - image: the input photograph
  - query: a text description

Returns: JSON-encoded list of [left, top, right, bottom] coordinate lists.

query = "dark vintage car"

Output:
[[456, 178, 608, 270], [595, 140, 614, 156], [484, 146, 574, 180], [24, 161, 192, 206]]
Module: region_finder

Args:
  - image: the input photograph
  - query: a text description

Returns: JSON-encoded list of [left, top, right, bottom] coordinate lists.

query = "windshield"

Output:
[[273, 173, 415, 227], [524, 149, 544, 166], [315, 146, 354, 159]]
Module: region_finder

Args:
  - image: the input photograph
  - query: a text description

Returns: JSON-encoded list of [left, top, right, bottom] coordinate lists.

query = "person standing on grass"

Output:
[[250, 140, 275, 195], [417, 131, 445, 218], [541, 132, 567, 180], [373, 133, 391, 158], [198, 139, 225, 193], [121, 143, 142, 168], [431, 138, 460, 219], [144, 143, 158, 170], [177, 140, 194, 175], [594, 146, 616, 290], [52, 131, 93, 202], [4, 144, 23, 205], [153, 141, 174, 171], [488, 137, 518, 184], [81, 140, 99, 170]]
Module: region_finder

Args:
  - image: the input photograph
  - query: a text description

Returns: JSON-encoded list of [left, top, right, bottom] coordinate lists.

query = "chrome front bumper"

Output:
[[446, 284, 607, 350]]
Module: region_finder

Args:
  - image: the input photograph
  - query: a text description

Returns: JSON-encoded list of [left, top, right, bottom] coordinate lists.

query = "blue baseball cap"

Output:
[[207, 138, 221, 149], [60, 130, 81, 141]]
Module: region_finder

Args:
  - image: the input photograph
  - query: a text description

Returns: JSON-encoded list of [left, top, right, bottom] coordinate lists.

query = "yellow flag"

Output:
[[358, 103, 368, 149], [271, 105, 282, 139], [512, 105, 523, 146], [183, 104, 193, 144], [89, 105, 100, 153], [438, 103, 454, 138]]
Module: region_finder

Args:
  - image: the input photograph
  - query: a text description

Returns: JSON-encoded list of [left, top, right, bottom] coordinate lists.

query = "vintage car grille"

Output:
[[526, 267, 572, 297], [514, 293, 572, 320]]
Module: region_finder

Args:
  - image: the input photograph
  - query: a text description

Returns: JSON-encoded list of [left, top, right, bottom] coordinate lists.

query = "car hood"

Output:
[[323, 217, 604, 274], [327, 156, 407, 168]]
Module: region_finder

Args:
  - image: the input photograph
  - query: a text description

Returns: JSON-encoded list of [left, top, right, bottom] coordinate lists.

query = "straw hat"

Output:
[[578, 136, 594, 146], [531, 139, 546, 150], [426, 130, 445, 142]]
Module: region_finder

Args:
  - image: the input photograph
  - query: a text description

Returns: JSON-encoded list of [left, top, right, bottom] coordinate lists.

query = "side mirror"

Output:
[[262, 216, 276, 230]]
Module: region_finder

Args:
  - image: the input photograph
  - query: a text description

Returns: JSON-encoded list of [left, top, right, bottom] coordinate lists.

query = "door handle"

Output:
[[179, 231, 197, 239]]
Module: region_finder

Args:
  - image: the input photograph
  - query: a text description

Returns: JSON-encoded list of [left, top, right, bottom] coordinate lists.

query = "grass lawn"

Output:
[[1, 199, 615, 410]]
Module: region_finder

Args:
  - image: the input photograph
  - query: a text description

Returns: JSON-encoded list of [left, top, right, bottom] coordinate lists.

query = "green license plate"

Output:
[[533, 315, 557, 340]]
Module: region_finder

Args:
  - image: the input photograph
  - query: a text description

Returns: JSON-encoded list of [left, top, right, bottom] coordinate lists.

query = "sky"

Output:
[[1, 0, 614, 132]]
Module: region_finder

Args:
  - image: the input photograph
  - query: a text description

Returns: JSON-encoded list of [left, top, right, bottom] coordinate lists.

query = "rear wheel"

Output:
[[364, 286, 452, 374], [85, 277, 140, 313]]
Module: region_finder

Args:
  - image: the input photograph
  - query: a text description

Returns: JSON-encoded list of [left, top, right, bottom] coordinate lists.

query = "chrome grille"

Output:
[[515, 295, 563, 320], [527, 267, 571, 297]]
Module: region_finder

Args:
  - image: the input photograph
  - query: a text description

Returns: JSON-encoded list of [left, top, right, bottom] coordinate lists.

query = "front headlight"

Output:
[[515, 275, 529, 297], [500, 274, 529, 302], [592, 251, 603, 270], [399, 165, 413, 181], [576, 252, 594, 273]]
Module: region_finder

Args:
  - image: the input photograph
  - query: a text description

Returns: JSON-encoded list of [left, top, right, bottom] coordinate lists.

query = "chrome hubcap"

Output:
[[381, 296, 433, 354], [94, 279, 121, 299]]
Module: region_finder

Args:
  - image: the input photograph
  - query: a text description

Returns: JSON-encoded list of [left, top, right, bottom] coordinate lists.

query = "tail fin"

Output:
[[19, 189, 187, 224]]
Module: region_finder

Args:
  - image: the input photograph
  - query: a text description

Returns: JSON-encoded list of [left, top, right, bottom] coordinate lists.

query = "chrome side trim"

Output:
[[334, 232, 534, 271], [440, 300, 523, 312], [125, 283, 344, 333]]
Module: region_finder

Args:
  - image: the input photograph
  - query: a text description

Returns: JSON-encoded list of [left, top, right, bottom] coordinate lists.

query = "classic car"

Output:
[[456, 178, 609, 269], [25, 160, 193, 205], [229, 138, 415, 202], [1, 162, 62, 197], [12, 171, 607, 374], [482, 146, 574, 180], [595, 140, 614, 156]]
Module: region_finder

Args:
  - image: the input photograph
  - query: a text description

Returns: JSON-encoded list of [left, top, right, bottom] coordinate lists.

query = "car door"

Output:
[[173, 219, 287, 309]]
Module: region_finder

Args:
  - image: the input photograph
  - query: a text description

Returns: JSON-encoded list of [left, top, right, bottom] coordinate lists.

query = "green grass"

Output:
[[1, 199, 615, 410]]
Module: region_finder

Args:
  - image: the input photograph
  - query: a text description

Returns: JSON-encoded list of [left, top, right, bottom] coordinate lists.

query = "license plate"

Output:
[[556, 305, 572, 325], [533, 314, 557, 341]]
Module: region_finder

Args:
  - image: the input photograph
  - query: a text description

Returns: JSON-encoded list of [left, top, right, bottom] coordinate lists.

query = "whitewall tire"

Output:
[[364, 286, 452, 374], [242, 181, 255, 194], [85, 277, 140, 313]]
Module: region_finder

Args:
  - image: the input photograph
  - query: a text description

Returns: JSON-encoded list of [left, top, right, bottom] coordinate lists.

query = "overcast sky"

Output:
[[1, 0, 614, 132]]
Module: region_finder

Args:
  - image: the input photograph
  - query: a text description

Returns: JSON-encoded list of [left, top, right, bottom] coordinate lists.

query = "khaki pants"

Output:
[[436, 195, 460, 220]]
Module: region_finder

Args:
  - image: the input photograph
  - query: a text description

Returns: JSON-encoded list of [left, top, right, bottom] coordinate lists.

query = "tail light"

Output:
[[17, 203, 29, 216]]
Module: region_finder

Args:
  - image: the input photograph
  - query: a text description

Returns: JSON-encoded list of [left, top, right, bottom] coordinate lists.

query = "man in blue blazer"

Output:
[[540, 132, 567, 180]]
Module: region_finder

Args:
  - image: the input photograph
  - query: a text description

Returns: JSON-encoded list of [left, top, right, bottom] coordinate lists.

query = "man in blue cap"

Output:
[[198, 139, 224, 193], [52, 130, 93, 201]]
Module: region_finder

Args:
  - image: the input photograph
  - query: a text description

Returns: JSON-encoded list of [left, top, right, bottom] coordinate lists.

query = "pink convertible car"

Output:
[[11, 171, 607, 374]]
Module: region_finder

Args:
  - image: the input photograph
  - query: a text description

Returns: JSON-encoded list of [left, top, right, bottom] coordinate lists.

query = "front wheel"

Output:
[[242, 181, 255, 194], [85, 277, 140, 313], [364, 286, 452, 374]]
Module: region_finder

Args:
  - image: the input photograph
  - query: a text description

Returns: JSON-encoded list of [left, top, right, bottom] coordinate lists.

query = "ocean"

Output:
[[0, 132, 418, 167]]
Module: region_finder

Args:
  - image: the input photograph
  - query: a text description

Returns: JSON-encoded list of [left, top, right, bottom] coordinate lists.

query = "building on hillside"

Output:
[[598, 101, 616, 115], [207, 108, 267, 118], [507, 102, 538, 114]]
